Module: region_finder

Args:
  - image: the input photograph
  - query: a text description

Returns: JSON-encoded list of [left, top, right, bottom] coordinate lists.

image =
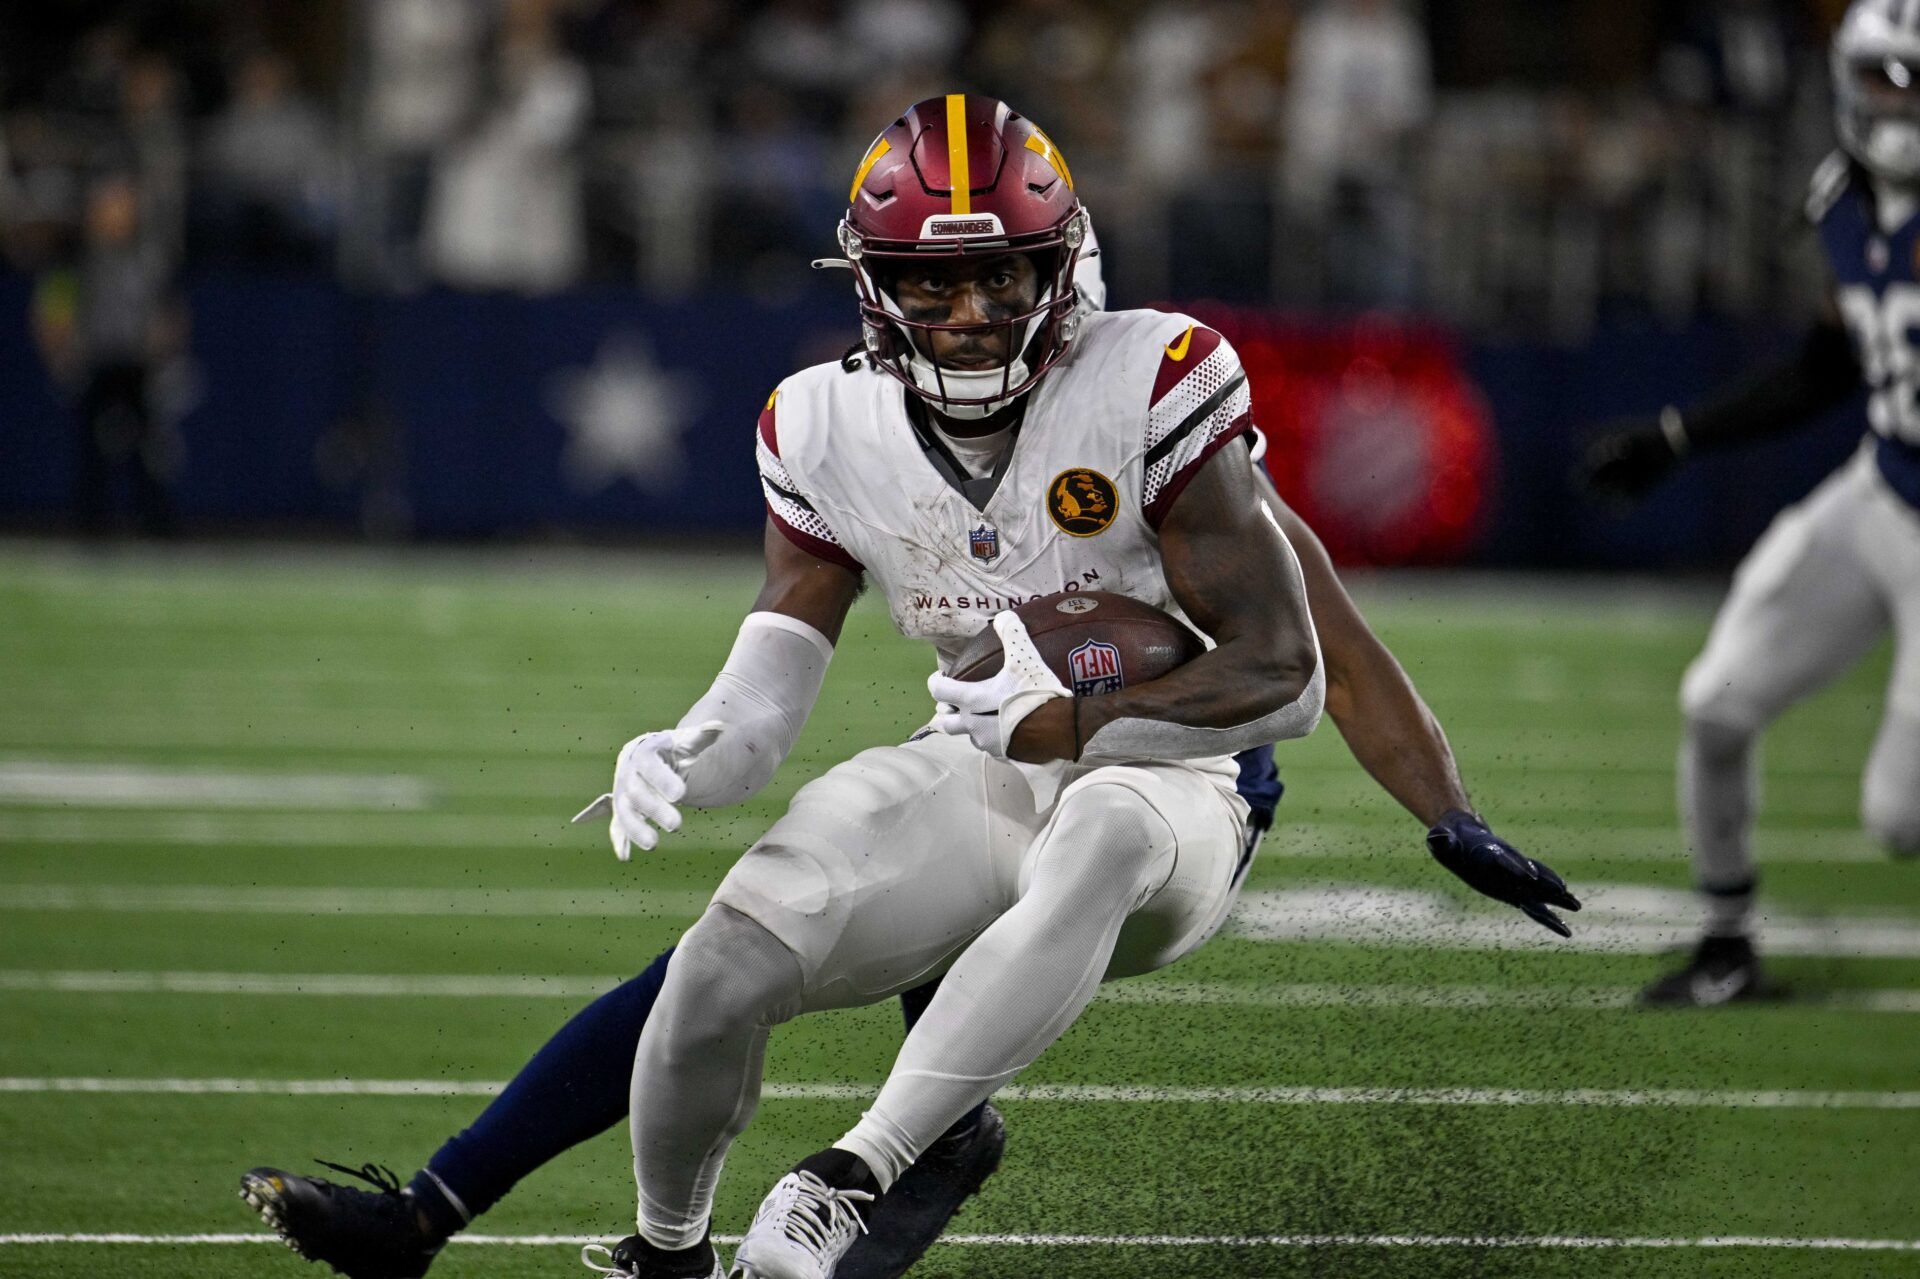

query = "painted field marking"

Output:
[[0, 812, 567, 847], [1096, 979, 1920, 1014], [4, 969, 1916, 1013], [0, 762, 430, 811], [1228, 885, 1920, 958], [0, 970, 617, 998], [0, 884, 712, 917], [5, 1077, 1918, 1109], [9, 881, 1916, 963], [1, 1232, 1915, 1252], [0, 811, 1890, 863], [1260, 821, 1894, 864]]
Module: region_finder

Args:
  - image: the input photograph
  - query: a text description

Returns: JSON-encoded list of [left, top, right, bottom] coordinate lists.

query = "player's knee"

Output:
[[1033, 780, 1176, 898], [1680, 663, 1755, 731], [1682, 710, 1756, 765], [653, 905, 801, 1058]]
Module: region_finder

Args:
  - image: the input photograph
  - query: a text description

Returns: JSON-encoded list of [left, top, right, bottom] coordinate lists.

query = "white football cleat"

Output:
[[729, 1170, 874, 1279]]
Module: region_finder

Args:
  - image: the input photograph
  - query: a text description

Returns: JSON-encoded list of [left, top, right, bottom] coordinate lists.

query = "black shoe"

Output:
[[239, 1161, 444, 1279], [1639, 934, 1779, 1007], [581, 1234, 725, 1278], [837, 1104, 1006, 1279]]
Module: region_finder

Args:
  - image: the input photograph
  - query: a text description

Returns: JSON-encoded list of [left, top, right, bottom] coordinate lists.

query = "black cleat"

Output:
[[837, 1104, 1006, 1279], [239, 1160, 444, 1279], [581, 1234, 726, 1279], [1639, 934, 1780, 1007]]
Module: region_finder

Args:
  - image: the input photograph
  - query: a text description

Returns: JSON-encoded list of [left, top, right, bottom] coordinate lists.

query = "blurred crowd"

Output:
[[1, 0, 1852, 332]]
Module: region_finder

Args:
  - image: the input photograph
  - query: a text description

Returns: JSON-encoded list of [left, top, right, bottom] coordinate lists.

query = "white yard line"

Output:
[[1259, 822, 1895, 864], [0, 763, 430, 811], [0, 810, 1891, 862], [0, 884, 711, 917], [4, 969, 1917, 1013], [0, 813, 558, 846], [0, 970, 619, 998], [1096, 979, 1920, 1014], [1227, 885, 1920, 957], [5, 1077, 1918, 1108], [12, 881, 1918, 963], [1, 1231, 1915, 1251]]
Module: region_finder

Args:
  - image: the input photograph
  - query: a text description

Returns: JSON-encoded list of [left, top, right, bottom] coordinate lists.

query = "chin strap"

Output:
[[882, 283, 1059, 420]]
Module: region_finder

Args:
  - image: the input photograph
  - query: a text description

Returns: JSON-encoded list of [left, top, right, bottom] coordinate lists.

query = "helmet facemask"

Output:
[[1835, 9, 1920, 183], [842, 208, 1089, 421]]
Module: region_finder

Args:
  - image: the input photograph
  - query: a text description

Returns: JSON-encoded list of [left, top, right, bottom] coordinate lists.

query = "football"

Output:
[[947, 591, 1206, 696]]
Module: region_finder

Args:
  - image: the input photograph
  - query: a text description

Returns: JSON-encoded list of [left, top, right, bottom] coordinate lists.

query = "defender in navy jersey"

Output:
[[1583, 0, 1920, 1007]]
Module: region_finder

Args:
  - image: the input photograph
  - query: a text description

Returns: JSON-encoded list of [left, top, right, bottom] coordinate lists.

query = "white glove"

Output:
[[571, 721, 725, 861], [926, 612, 1071, 759]]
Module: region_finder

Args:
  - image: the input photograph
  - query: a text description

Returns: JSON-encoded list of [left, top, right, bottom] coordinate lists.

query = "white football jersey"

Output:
[[757, 308, 1254, 673]]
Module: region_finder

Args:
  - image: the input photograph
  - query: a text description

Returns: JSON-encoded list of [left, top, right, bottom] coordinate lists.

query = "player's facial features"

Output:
[[1857, 57, 1920, 120], [891, 254, 1040, 369]]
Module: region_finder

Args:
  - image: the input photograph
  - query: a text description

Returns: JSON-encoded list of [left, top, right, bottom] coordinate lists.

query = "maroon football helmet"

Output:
[[836, 94, 1091, 419]]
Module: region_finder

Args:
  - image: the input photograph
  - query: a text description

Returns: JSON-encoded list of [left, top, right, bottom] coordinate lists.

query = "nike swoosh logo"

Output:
[[1165, 325, 1195, 362]]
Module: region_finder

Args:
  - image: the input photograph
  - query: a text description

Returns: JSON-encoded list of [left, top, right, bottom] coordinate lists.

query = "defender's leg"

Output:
[[1862, 485, 1920, 857], [1863, 709, 1920, 856], [1650, 458, 1888, 1004]]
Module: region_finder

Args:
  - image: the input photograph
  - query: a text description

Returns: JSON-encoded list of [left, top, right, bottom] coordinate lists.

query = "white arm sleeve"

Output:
[[1080, 498, 1324, 762], [675, 611, 833, 808]]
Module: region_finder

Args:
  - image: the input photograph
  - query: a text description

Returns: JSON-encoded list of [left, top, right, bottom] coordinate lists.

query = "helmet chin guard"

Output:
[[837, 95, 1091, 419]]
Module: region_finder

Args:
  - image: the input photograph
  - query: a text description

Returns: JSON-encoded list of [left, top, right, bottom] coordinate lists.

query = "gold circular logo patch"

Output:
[[1047, 468, 1118, 537]]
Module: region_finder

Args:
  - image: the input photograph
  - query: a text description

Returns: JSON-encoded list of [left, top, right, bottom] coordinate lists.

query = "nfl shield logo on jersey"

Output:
[[969, 524, 1001, 564], [1067, 638, 1124, 696]]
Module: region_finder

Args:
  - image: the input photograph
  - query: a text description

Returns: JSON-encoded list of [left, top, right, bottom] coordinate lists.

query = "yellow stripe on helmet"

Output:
[[1024, 129, 1073, 190], [945, 94, 971, 214], [848, 137, 891, 203]]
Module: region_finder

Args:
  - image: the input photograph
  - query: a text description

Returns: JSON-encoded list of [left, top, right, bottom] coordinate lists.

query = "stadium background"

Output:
[[3, 3, 1916, 1278]]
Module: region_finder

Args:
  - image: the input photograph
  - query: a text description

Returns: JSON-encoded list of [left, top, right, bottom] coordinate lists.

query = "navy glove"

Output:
[[1427, 809, 1581, 938], [1578, 420, 1681, 508]]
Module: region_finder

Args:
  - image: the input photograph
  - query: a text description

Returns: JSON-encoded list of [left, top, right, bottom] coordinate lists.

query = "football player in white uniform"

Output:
[[1582, 0, 1920, 1006], [567, 96, 1579, 1279], [234, 147, 1576, 1279]]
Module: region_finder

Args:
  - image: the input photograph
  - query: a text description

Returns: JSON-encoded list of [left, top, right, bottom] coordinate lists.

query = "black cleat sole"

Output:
[[241, 1169, 316, 1261]]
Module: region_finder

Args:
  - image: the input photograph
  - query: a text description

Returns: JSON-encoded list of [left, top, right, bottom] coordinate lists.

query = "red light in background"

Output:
[[1178, 305, 1496, 566]]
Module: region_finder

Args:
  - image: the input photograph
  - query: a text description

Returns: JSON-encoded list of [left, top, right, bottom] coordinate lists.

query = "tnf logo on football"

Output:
[[1067, 638, 1124, 696]]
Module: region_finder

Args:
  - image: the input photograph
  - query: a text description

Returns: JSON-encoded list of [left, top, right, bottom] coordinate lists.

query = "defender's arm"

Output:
[[1254, 473, 1578, 934], [1011, 445, 1322, 763], [1581, 303, 1857, 505], [1260, 475, 1468, 824]]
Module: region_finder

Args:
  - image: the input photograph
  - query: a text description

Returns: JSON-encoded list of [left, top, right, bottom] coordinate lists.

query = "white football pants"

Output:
[[1678, 443, 1920, 933], [630, 732, 1246, 1247]]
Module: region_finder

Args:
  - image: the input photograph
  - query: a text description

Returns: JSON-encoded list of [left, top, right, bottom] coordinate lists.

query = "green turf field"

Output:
[[1, 543, 1914, 1279]]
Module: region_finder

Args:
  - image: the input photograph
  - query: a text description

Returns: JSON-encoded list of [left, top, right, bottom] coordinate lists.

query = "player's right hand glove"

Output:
[[571, 722, 725, 861], [1578, 417, 1682, 507], [926, 611, 1071, 760], [1427, 810, 1581, 938]]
